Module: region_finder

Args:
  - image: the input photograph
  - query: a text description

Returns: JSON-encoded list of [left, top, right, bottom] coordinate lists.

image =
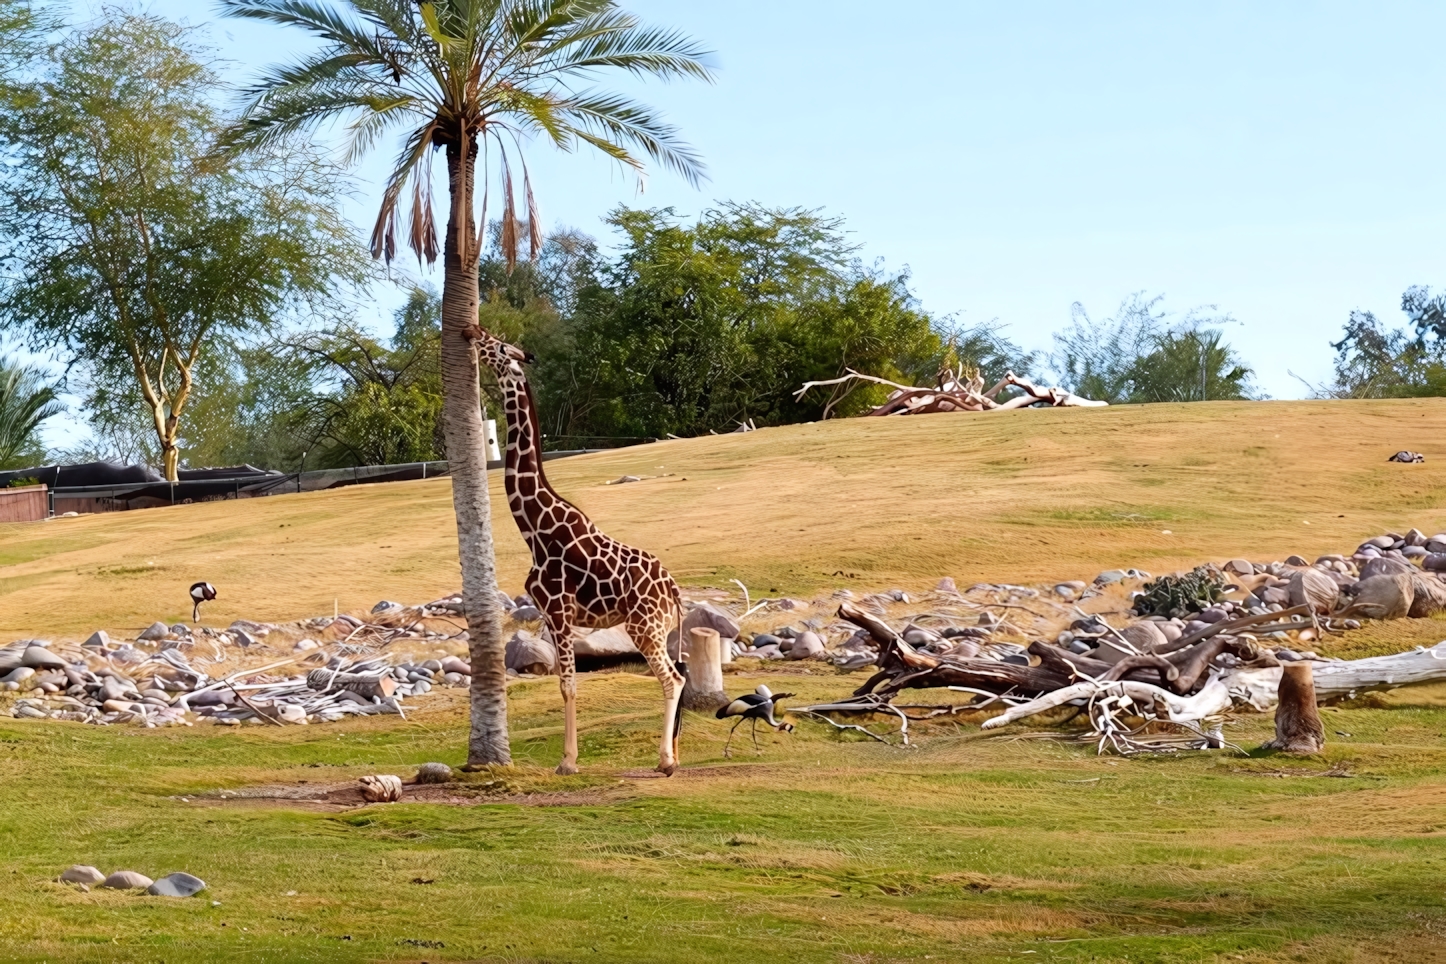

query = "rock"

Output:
[[749, 633, 781, 649], [1283, 554, 1309, 567], [420, 659, 442, 672], [750, 644, 783, 660], [1094, 569, 1126, 585], [137, 621, 170, 641], [683, 602, 741, 640], [1119, 621, 1168, 654], [169, 624, 191, 636], [100, 677, 136, 702], [275, 704, 306, 724], [147, 872, 206, 897], [786, 630, 825, 660], [1366, 535, 1396, 549], [505, 630, 556, 675], [1262, 586, 1290, 606], [1403, 546, 1429, 560], [511, 605, 543, 622], [1423, 553, 1446, 573], [774, 626, 799, 639], [82, 631, 110, 648], [949, 638, 981, 658], [60, 865, 106, 885], [22, 645, 66, 670], [1405, 528, 1428, 547], [101, 870, 153, 890], [775, 598, 809, 611], [1223, 559, 1255, 576], [229, 619, 272, 635], [372, 600, 402, 613], [2, 666, 35, 685], [1343, 618, 1362, 630], [1387, 450, 1425, 463], [1275, 648, 1303, 662], [576, 626, 637, 660], [1427, 535, 1446, 554], [415, 762, 452, 784], [1197, 608, 1229, 624], [935, 577, 957, 593], [232, 630, 259, 648], [359, 774, 404, 803], [441, 656, 471, 675], [1288, 567, 1341, 615], [1360, 556, 1415, 580], [1343, 574, 1415, 620]]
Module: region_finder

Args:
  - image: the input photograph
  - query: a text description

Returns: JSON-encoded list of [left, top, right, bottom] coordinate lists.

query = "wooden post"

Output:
[[1262, 662, 1325, 753], [681, 627, 726, 711]]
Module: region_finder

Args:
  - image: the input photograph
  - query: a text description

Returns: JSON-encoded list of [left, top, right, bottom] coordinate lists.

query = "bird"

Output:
[[716, 684, 795, 758], [189, 581, 216, 622]]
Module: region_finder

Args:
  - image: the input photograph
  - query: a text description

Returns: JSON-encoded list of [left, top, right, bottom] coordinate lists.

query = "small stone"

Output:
[[1342, 618, 1362, 630], [1223, 559, 1254, 576], [1094, 569, 1126, 585], [101, 870, 153, 890], [1366, 535, 1396, 549], [683, 602, 741, 640], [1403, 546, 1429, 559], [359, 774, 404, 803], [935, 577, 957, 593], [169, 624, 191, 637], [138, 621, 170, 641], [1405, 528, 1428, 547], [293, 639, 319, 652], [372, 600, 402, 613], [147, 872, 206, 897], [440, 656, 470, 675], [1283, 554, 1309, 567], [60, 865, 106, 885], [275, 704, 306, 724], [1423, 554, 1446, 573], [415, 762, 452, 784], [2, 667, 35, 684], [232, 630, 258, 647], [511, 605, 543, 622], [750, 633, 781, 649], [1275, 648, 1302, 661], [82, 631, 110, 648]]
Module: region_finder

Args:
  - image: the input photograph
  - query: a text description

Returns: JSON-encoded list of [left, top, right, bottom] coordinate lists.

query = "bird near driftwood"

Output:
[[717, 685, 795, 758], [189, 581, 216, 622]]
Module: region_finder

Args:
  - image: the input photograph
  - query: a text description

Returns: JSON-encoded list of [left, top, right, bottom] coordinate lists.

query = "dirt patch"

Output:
[[183, 780, 629, 811]]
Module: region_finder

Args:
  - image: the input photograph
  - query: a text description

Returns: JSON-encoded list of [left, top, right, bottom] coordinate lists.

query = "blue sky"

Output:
[[82, 1, 1446, 402]]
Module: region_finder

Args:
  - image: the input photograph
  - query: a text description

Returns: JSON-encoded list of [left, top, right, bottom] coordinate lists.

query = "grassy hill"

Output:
[[5, 398, 1446, 639]]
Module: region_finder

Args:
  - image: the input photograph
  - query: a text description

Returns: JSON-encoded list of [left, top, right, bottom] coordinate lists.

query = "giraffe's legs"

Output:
[[633, 619, 684, 776], [542, 608, 580, 775]]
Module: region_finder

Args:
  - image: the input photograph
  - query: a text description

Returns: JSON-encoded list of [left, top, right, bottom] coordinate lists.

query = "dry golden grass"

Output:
[[5, 397, 1446, 640]]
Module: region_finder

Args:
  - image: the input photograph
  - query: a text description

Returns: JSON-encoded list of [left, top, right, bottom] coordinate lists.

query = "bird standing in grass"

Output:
[[189, 581, 216, 622], [717, 685, 794, 757]]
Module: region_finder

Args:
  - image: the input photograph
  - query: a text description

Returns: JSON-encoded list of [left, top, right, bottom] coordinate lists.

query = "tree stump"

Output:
[[1262, 662, 1326, 753], [681, 627, 726, 711]]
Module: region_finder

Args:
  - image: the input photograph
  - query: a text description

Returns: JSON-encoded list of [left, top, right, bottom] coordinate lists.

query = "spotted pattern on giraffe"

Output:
[[469, 325, 687, 776]]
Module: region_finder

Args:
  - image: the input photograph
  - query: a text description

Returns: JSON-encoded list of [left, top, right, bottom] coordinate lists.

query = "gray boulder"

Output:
[[683, 602, 740, 640], [22, 645, 66, 670], [785, 630, 825, 660], [1288, 567, 1341, 614], [576, 626, 638, 659], [137, 621, 170, 641], [415, 762, 453, 784], [511, 605, 543, 622], [147, 872, 205, 897], [440, 656, 471, 676], [101, 871, 153, 890], [504, 630, 556, 675], [60, 865, 106, 885], [1360, 556, 1415, 581]]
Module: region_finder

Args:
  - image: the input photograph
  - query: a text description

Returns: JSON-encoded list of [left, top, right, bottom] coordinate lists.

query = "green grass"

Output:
[[3, 671, 1446, 962]]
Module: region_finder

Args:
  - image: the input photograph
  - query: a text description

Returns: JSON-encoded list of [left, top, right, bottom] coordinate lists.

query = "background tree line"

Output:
[[8, 5, 1442, 478]]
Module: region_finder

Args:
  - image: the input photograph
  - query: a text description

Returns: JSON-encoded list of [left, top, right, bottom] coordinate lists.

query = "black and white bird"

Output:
[[716, 684, 794, 757], [189, 581, 217, 622]]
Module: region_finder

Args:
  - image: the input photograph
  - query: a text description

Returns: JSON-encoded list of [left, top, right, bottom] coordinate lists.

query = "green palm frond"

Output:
[[220, 0, 713, 266]]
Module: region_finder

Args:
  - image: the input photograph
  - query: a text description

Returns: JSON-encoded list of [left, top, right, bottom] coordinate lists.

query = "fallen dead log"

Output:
[[980, 677, 1234, 730], [1225, 642, 1446, 709], [795, 367, 1106, 419]]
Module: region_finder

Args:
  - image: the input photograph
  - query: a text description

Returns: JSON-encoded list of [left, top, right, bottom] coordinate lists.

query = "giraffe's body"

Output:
[[469, 326, 686, 775]]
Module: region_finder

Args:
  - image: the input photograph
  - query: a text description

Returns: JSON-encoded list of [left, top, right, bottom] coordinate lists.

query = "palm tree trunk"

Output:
[[441, 139, 511, 767]]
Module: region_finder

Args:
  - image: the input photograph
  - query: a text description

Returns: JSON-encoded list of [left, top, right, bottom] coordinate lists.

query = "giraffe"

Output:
[[465, 324, 687, 775]]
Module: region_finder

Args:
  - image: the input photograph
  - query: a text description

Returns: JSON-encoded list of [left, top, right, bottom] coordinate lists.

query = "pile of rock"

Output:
[[58, 865, 205, 897], [2, 637, 474, 727]]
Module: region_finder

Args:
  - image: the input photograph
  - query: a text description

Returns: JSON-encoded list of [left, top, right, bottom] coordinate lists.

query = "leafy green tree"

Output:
[[1320, 300, 1446, 399], [0, 355, 62, 469], [219, 0, 713, 767], [0, 13, 364, 480], [1052, 294, 1256, 403]]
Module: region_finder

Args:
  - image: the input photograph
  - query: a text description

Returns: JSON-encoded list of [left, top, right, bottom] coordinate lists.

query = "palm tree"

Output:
[[0, 356, 62, 470], [218, 0, 712, 766]]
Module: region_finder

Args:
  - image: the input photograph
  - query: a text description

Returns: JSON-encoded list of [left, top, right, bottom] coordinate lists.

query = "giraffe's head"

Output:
[[463, 324, 534, 378]]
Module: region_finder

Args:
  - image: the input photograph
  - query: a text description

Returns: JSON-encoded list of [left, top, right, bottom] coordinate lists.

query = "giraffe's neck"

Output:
[[499, 373, 592, 546]]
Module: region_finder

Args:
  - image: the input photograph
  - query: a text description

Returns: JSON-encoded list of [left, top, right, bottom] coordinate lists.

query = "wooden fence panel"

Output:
[[0, 484, 48, 523]]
